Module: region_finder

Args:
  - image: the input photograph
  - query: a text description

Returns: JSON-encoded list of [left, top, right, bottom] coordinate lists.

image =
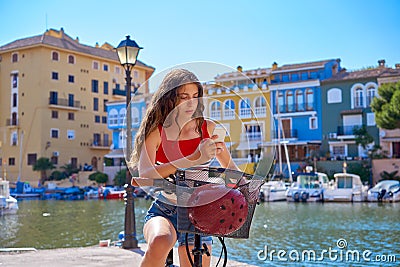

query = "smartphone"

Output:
[[213, 127, 226, 143]]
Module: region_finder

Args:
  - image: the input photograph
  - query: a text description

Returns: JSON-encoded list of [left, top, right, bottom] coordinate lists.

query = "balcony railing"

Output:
[[90, 139, 110, 148], [6, 118, 19, 127], [112, 88, 126, 96], [274, 129, 298, 139], [337, 125, 361, 136], [240, 132, 262, 142], [49, 98, 80, 109], [277, 104, 313, 113]]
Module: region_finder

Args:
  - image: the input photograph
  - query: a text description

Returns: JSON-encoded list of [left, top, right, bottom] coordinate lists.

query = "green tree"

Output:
[[89, 171, 108, 184], [32, 157, 55, 185], [113, 169, 126, 186], [353, 125, 374, 150], [371, 81, 400, 129], [60, 163, 79, 177]]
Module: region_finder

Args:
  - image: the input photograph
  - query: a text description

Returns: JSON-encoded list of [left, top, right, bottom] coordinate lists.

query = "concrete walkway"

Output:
[[0, 243, 259, 267]]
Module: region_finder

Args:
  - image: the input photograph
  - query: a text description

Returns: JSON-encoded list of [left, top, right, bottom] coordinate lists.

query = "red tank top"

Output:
[[155, 121, 210, 164]]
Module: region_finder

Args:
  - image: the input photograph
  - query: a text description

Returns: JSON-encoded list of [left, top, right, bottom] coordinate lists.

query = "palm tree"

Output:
[[32, 157, 55, 185]]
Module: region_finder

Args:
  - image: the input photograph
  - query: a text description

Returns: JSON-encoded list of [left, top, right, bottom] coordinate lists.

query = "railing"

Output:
[[277, 104, 313, 113], [210, 110, 221, 120], [337, 125, 361, 136], [239, 108, 252, 118], [6, 118, 18, 126], [112, 88, 126, 96], [223, 109, 235, 119], [90, 139, 110, 148], [240, 132, 262, 141], [274, 129, 298, 139], [49, 98, 80, 108]]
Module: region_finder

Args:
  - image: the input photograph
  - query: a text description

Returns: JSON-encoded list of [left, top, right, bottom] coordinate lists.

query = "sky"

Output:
[[1, 0, 400, 80]]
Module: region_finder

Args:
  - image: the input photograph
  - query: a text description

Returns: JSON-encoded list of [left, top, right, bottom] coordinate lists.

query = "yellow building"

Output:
[[204, 66, 273, 172], [0, 28, 155, 184]]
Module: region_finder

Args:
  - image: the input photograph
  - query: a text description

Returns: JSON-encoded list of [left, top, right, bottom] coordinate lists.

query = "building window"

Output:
[[310, 72, 318, 79], [12, 93, 17, 107], [296, 90, 304, 111], [11, 132, 18, 146], [327, 88, 342, 104], [102, 116, 107, 124], [367, 113, 375, 126], [367, 85, 377, 106], [68, 112, 74, 120], [12, 73, 18, 88], [93, 98, 99, 111], [12, 53, 18, 63], [354, 87, 363, 108], [92, 80, 99, 93], [332, 145, 346, 157], [210, 101, 221, 119], [239, 98, 251, 118], [282, 74, 289, 82], [103, 81, 109, 94], [254, 96, 266, 117], [301, 72, 308, 80], [27, 153, 37, 165], [49, 91, 58, 105], [286, 91, 294, 112], [51, 156, 58, 165], [93, 61, 99, 70], [51, 128, 59, 138], [223, 99, 235, 119], [103, 99, 108, 112], [52, 72, 59, 80], [95, 115, 100, 123], [103, 64, 109, 72], [9, 158, 16, 166], [68, 75, 74, 83], [277, 91, 284, 113], [306, 88, 314, 111], [119, 108, 126, 125], [309, 117, 318, 129], [52, 110, 58, 119], [109, 109, 118, 126], [291, 73, 299, 82], [115, 66, 121, 74], [68, 55, 75, 64], [132, 107, 139, 124], [52, 51, 59, 61], [67, 130, 75, 140]]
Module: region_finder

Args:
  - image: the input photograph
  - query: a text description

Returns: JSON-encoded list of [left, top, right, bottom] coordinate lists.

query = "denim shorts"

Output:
[[144, 199, 212, 246]]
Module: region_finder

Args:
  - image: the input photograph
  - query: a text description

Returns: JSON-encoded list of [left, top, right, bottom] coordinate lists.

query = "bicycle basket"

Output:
[[176, 167, 264, 239]]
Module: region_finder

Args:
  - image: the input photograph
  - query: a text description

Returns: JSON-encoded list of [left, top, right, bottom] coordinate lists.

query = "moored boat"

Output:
[[367, 180, 400, 202], [286, 168, 329, 202], [324, 173, 368, 202], [0, 178, 18, 215]]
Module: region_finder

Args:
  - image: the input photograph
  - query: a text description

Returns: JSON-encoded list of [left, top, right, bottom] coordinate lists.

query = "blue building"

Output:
[[104, 96, 150, 178], [269, 59, 341, 161]]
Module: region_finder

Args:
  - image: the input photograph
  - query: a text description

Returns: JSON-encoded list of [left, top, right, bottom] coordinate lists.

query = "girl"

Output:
[[130, 69, 237, 267]]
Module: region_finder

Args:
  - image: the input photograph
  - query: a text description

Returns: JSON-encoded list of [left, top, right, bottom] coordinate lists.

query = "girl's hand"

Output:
[[193, 137, 218, 164]]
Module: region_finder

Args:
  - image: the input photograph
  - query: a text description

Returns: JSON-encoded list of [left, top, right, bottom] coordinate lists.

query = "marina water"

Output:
[[1, 199, 399, 266]]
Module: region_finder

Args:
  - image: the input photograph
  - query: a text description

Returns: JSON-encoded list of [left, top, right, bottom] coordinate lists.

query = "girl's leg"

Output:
[[140, 216, 177, 267], [178, 244, 212, 267]]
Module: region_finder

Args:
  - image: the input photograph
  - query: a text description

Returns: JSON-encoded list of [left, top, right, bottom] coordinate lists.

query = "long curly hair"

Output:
[[130, 69, 205, 165]]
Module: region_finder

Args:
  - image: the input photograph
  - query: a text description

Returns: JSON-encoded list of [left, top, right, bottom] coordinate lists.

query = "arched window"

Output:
[[239, 98, 251, 118], [306, 88, 314, 111], [210, 101, 221, 119], [254, 96, 266, 117], [119, 108, 126, 125], [296, 90, 304, 111], [366, 83, 377, 106], [277, 92, 284, 113], [52, 51, 59, 61], [223, 99, 235, 119], [109, 109, 118, 126], [355, 87, 363, 108], [68, 55, 75, 64], [286, 91, 294, 112], [132, 107, 139, 124]]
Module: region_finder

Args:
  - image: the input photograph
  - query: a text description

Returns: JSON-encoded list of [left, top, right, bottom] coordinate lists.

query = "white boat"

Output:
[[367, 180, 400, 202], [0, 178, 19, 215], [324, 173, 368, 202], [286, 170, 329, 202], [259, 179, 288, 202]]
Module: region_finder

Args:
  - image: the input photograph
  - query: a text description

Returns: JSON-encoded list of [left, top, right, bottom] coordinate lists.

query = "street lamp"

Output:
[[116, 35, 142, 249]]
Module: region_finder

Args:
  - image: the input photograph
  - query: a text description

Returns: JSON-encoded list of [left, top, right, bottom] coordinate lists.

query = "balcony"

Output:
[[112, 88, 126, 96], [90, 139, 111, 150], [337, 125, 360, 136], [273, 129, 298, 139], [49, 98, 80, 110], [277, 104, 313, 113], [6, 118, 19, 127]]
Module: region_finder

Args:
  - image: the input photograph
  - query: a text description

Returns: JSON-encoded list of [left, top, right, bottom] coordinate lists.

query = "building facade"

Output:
[[268, 59, 341, 162], [0, 28, 154, 183]]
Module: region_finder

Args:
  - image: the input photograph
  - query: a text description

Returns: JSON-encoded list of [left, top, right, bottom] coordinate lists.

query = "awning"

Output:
[[381, 137, 400, 142], [104, 149, 124, 159], [236, 141, 262, 150]]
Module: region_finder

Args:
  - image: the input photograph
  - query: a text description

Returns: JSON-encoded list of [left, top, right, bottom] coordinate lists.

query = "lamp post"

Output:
[[116, 35, 142, 249]]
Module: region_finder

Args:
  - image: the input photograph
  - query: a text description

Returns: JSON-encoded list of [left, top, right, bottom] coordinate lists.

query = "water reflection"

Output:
[[1, 200, 399, 266]]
